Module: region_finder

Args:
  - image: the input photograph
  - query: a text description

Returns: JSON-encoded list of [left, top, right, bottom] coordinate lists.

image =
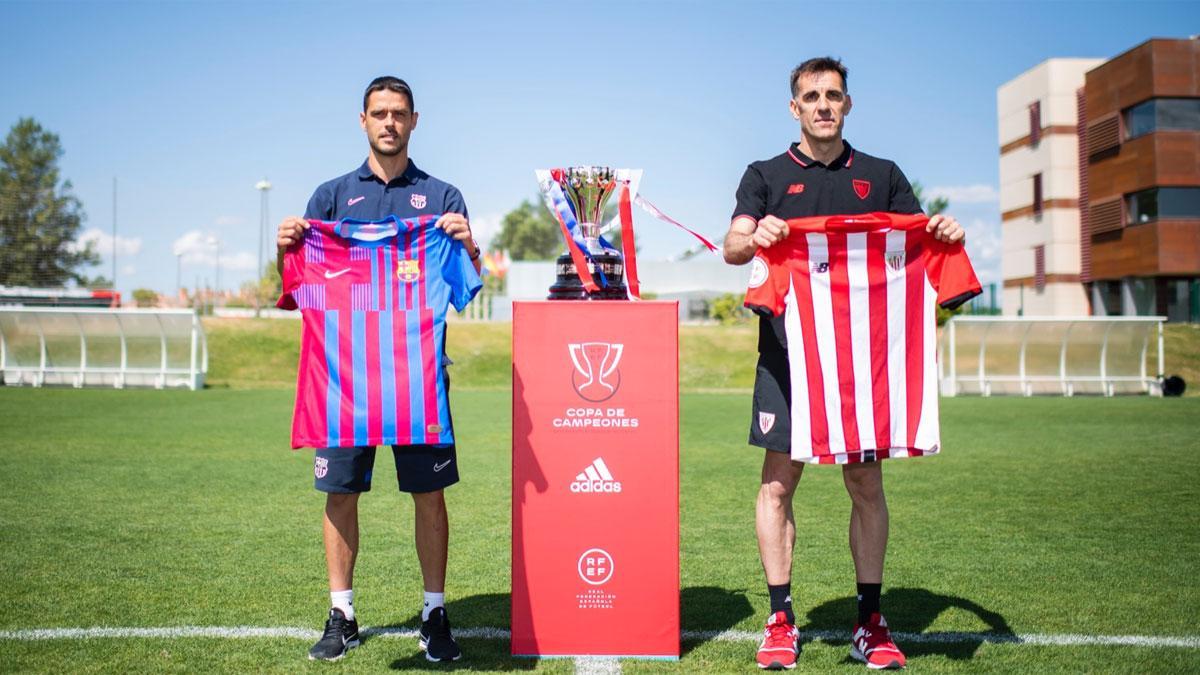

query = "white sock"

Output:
[[331, 589, 355, 620], [422, 591, 444, 621]]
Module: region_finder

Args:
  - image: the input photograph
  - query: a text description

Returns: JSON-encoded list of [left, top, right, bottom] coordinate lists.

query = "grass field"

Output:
[[1, 385, 1198, 672]]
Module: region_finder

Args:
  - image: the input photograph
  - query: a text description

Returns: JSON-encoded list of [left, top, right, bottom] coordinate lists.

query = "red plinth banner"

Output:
[[512, 301, 680, 659]]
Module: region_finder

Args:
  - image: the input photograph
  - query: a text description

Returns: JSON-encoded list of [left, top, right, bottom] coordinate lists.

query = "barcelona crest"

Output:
[[397, 259, 421, 282]]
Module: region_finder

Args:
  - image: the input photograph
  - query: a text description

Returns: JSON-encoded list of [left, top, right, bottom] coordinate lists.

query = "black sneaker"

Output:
[[419, 607, 462, 662], [308, 608, 360, 661]]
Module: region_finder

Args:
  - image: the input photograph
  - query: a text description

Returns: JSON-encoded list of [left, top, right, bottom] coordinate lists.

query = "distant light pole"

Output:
[[255, 179, 272, 317], [175, 251, 183, 301]]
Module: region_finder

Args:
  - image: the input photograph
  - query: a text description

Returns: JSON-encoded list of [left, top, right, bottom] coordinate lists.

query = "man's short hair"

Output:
[[790, 57, 848, 97], [363, 76, 415, 111]]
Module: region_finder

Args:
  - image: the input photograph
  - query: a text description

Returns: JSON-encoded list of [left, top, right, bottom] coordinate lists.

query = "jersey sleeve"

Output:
[[444, 238, 483, 313], [888, 164, 924, 215], [743, 247, 790, 318], [275, 242, 305, 311], [923, 238, 983, 310], [445, 186, 470, 220], [732, 164, 768, 222]]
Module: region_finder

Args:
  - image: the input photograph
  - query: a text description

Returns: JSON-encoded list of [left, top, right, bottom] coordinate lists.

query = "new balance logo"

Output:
[[570, 457, 622, 493]]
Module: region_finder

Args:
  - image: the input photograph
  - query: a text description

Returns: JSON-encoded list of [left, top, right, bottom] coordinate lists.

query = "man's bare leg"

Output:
[[413, 489, 448, 593], [757, 451, 805, 585], [324, 493, 361, 591], [842, 462, 888, 583]]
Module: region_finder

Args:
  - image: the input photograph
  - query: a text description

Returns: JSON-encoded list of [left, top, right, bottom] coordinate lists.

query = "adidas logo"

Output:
[[570, 457, 622, 494]]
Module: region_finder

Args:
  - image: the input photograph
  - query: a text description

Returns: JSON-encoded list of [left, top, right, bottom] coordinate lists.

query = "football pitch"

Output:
[[1, 388, 1198, 673]]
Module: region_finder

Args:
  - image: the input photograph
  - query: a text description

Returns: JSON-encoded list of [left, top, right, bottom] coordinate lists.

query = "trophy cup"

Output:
[[544, 166, 629, 300]]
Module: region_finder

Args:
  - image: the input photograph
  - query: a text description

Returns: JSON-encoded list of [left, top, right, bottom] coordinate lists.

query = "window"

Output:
[[1127, 187, 1200, 224], [1029, 101, 1042, 145], [1124, 98, 1200, 140], [1032, 173, 1043, 216]]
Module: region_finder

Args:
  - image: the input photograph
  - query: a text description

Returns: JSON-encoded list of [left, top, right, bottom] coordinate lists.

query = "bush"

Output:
[[709, 293, 750, 324]]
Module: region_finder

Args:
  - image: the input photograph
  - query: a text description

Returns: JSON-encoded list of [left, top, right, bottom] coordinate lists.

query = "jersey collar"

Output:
[[787, 141, 855, 169], [356, 158, 422, 185]]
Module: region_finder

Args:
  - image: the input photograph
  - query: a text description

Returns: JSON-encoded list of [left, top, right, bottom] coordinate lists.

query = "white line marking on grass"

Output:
[[1, 626, 1197, 650]]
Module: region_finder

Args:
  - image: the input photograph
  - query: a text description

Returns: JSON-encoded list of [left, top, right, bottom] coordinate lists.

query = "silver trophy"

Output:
[[545, 166, 628, 300]]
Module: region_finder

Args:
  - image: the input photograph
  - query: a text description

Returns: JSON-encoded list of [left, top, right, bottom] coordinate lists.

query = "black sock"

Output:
[[856, 583, 881, 625], [768, 583, 794, 624]]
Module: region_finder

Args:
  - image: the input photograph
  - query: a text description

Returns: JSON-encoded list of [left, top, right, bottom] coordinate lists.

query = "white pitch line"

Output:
[[0, 626, 1197, 650]]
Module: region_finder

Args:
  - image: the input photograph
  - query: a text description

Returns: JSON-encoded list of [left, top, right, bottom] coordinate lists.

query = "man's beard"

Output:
[[369, 136, 405, 157]]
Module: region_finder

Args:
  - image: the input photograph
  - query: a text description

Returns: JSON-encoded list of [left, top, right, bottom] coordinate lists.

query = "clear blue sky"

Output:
[[1, 0, 1196, 296]]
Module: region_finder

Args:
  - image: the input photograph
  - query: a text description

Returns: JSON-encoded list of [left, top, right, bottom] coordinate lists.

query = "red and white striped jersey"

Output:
[[744, 212, 981, 464]]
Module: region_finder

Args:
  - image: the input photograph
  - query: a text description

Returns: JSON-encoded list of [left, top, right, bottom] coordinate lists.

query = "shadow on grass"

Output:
[[369, 593, 537, 671], [803, 587, 1015, 662], [681, 585, 755, 656]]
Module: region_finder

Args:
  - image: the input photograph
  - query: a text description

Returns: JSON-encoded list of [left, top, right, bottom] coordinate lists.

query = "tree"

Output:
[[240, 259, 282, 311], [0, 118, 97, 286], [911, 181, 949, 217], [494, 197, 624, 261], [494, 199, 562, 261]]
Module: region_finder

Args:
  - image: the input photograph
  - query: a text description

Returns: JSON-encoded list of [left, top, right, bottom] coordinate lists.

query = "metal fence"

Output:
[[939, 316, 1165, 397], [0, 308, 207, 390]]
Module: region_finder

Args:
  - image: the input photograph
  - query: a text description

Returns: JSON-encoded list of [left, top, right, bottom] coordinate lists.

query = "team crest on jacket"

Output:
[[397, 259, 422, 282], [758, 412, 776, 435], [410, 193, 427, 209], [852, 179, 871, 200], [886, 251, 906, 271]]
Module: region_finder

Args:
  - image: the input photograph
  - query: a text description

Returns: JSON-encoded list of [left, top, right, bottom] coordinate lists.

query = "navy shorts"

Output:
[[749, 350, 791, 453], [314, 443, 459, 494]]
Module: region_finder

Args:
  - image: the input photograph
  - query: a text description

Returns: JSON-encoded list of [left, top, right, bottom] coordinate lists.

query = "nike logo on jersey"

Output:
[[347, 196, 366, 206], [433, 459, 452, 472], [324, 268, 351, 279]]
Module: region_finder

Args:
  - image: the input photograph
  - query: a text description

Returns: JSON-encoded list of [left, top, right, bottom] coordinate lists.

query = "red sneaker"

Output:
[[850, 613, 906, 669], [756, 611, 800, 670]]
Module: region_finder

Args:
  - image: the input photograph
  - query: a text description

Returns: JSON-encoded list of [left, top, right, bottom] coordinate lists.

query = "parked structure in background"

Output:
[[998, 37, 1199, 321]]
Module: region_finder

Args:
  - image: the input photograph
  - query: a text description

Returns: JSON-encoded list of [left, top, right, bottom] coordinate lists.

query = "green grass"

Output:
[[0, 389, 1197, 672], [200, 318, 1200, 395]]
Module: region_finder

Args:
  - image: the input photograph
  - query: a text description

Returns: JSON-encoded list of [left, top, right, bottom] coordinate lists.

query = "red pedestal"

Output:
[[511, 301, 680, 658]]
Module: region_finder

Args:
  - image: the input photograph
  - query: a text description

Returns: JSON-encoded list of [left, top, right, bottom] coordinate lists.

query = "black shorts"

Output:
[[314, 444, 459, 494], [749, 350, 791, 454]]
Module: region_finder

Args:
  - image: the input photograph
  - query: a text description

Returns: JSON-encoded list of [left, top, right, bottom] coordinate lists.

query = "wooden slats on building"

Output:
[[1090, 199, 1124, 236], [1034, 245, 1046, 292], [1077, 88, 1093, 283], [1087, 115, 1121, 157]]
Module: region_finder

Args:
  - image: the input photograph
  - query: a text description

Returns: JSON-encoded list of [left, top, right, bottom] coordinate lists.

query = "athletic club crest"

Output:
[[758, 412, 776, 434], [886, 251, 905, 271], [410, 193, 427, 209], [852, 179, 871, 200], [397, 258, 421, 282]]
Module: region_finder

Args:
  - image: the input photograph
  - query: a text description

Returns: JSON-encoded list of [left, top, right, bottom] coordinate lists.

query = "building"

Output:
[[998, 58, 1102, 316], [1081, 38, 1200, 321], [997, 37, 1200, 321]]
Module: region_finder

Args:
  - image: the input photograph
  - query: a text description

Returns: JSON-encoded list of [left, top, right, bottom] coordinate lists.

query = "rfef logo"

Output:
[[568, 342, 623, 402], [578, 548, 614, 585], [570, 457, 622, 493]]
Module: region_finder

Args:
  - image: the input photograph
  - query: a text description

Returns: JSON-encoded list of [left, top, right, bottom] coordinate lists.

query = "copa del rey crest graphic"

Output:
[[569, 342, 623, 403], [410, 193, 427, 209]]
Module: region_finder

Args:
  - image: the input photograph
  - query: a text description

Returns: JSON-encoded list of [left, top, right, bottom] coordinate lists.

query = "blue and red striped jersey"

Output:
[[278, 215, 482, 449]]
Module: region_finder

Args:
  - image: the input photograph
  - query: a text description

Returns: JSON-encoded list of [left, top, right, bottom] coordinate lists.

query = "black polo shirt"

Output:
[[304, 159, 468, 222], [732, 141, 923, 352]]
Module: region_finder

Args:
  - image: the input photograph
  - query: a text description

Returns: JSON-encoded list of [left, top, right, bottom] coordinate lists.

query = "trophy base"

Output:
[[547, 251, 628, 301]]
